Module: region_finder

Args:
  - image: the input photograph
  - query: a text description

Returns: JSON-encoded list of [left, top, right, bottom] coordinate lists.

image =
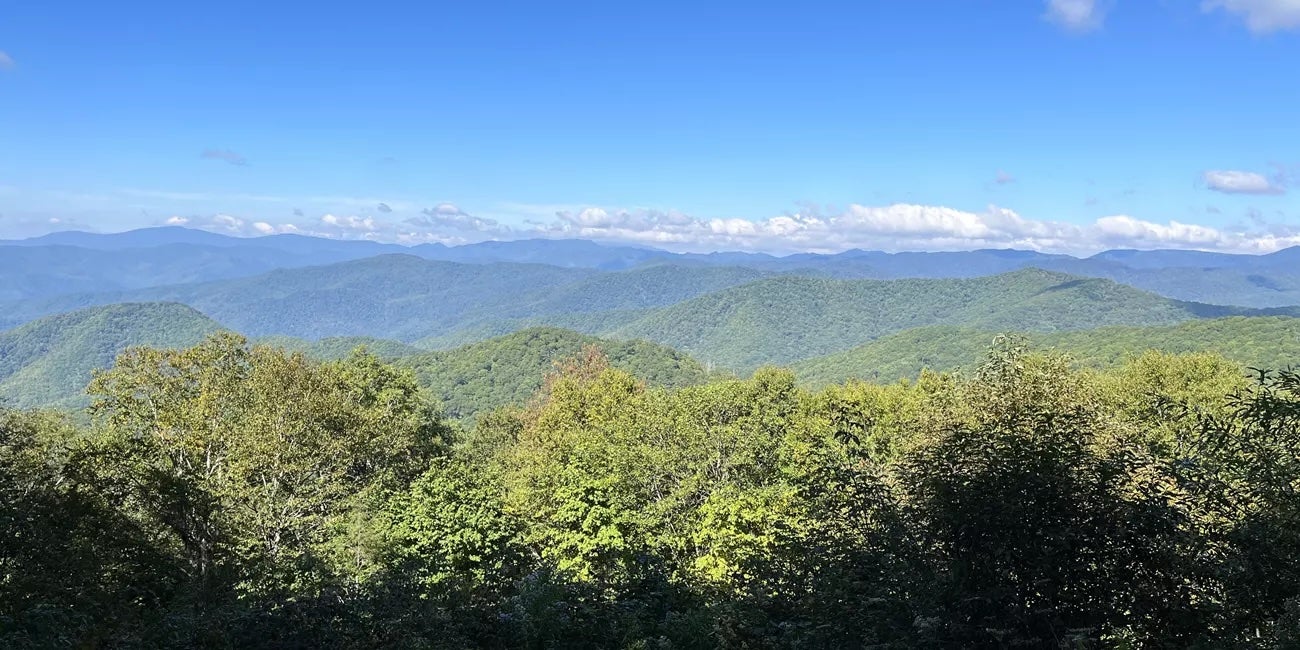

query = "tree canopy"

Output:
[[4, 333, 1300, 648]]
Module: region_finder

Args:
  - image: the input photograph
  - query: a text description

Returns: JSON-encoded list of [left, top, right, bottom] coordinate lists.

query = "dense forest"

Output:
[[795, 316, 1300, 386], [5, 333, 1300, 647], [7, 299, 1300, 420], [0, 303, 224, 410], [394, 327, 713, 421]]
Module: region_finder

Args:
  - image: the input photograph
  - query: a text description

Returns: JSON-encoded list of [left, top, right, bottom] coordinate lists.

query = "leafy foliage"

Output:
[[254, 335, 424, 360], [6, 333, 1300, 647]]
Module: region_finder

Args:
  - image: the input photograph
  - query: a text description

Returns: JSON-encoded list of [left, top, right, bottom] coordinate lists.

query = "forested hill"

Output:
[[0, 302, 225, 409], [9, 329, 1300, 647], [608, 268, 1276, 370], [0, 308, 712, 417], [396, 327, 712, 421], [4, 265, 1296, 383], [793, 316, 1300, 386]]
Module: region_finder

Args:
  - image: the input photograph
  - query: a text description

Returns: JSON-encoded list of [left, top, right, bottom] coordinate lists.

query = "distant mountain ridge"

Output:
[[5, 227, 1300, 408], [5, 226, 1300, 307]]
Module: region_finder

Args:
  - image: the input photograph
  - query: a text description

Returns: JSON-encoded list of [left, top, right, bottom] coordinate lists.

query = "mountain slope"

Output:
[[0, 302, 226, 409], [253, 335, 425, 360], [0, 255, 599, 339], [793, 316, 1300, 386], [0, 259, 766, 342], [411, 264, 772, 345], [1033, 258, 1300, 308], [609, 269, 1271, 370], [0, 242, 397, 302], [397, 327, 711, 421]]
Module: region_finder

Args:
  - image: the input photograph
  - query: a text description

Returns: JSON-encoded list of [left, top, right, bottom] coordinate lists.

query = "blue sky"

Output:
[[1, 0, 1297, 253]]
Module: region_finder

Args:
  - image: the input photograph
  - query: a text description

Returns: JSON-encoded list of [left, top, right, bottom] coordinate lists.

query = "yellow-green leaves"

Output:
[[85, 334, 444, 600]]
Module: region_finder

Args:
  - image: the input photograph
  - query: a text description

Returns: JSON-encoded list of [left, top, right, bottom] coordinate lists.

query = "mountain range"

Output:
[[5, 254, 1287, 370], [5, 226, 1300, 411], [5, 226, 1300, 307]]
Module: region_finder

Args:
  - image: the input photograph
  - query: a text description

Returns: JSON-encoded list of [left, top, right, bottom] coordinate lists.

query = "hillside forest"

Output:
[[5, 332, 1300, 648]]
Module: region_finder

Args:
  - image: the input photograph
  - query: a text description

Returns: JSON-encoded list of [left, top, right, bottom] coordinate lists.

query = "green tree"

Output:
[[1172, 368, 1300, 646], [0, 408, 177, 647], [85, 333, 447, 637]]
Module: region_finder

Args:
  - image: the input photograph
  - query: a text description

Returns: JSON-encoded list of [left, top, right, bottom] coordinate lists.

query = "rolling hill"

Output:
[[395, 327, 712, 421], [6, 262, 1293, 374], [793, 316, 1300, 387], [604, 268, 1272, 370], [0, 302, 227, 409], [0, 302, 709, 417], [5, 291, 1299, 416]]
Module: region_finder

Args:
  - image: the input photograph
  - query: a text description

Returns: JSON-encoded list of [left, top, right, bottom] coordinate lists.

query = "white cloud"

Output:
[[426, 203, 468, 216], [533, 203, 1300, 255], [168, 214, 301, 238], [1203, 169, 1286, 195], [408, 203, 505, 234], [320, 214, 377, 233], [1045, 0, 1109, 32], [0, 51, 14, 70], [209, 214, 246, 232], [160, 201, 1300, 256], [1203, 0, 1300, 33]]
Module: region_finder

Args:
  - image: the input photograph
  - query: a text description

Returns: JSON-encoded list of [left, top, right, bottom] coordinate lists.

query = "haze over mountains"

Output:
[[4, 226, 1300, 410], [6, 226, 1300, 306]]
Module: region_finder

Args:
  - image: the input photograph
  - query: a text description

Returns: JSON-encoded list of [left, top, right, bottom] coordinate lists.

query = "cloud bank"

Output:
[[166, 202, 1300, 256]]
